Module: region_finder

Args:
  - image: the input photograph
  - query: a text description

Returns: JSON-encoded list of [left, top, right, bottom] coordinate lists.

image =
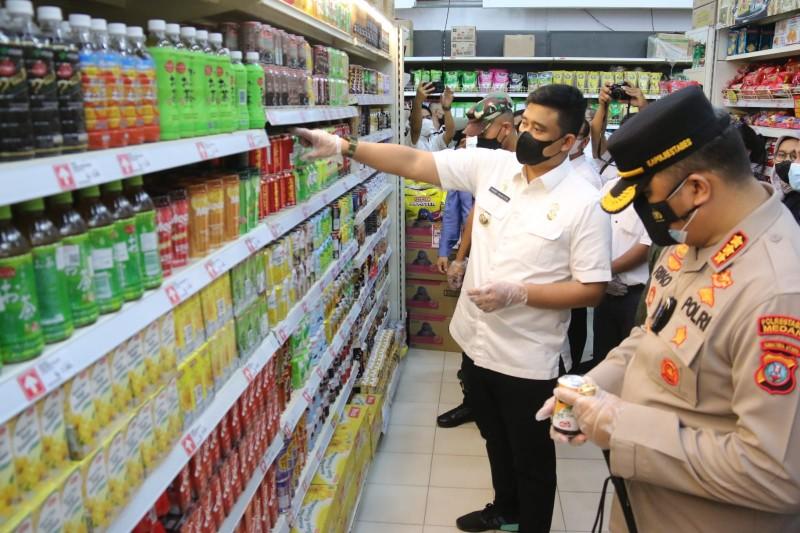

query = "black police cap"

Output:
[[600, 86, 730, 214]]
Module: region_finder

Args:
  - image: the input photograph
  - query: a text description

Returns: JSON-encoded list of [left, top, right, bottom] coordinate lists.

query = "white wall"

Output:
[[395, 7, 692, 32]]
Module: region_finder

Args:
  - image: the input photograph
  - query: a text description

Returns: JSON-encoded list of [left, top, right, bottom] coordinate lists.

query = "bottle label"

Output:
[[31, 242, 73, 342], [88, 226, 123, 312], [114, 218, 143, 300], [62, 233, 98, 327], [0, 252, 43, 360], [0, 42, 35, 159], [135, 210, 162, 286]]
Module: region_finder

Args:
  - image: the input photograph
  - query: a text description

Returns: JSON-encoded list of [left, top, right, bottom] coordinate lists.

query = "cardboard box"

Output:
[[450, 41, 476, 57], [406, 278, 460, 316], [503, 35, 535, 57], [398, 19, 413, 56], [451, 26, 476, 42], [405, 241, 445, 281], [693, 2, 716, 28], [774, 15, 800, 48], [406, 222, 440, 246], [409, 310, 462, 353], [348, 394, 384, 457]]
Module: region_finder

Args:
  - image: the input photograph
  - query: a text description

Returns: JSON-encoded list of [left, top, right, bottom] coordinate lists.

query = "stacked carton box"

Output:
[[451, 25, 476, 57]]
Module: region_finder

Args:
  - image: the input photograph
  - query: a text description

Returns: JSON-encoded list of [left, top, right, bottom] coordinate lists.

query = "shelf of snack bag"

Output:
[[0, 130, 269, 207], [354, 177, 393, 225], [355, 216, 391, 266]]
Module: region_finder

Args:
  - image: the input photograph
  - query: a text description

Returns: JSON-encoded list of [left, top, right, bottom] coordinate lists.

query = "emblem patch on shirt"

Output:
[[671, 326, 687, 347], [757, 315, 800, 342], [755, 345, 799, 395], [546, 203, 560, 221], [489, 186, 510, 203], [667, 244, 690, 272], [646, 286, 657, 307], [711, 231, 747, 269], [697, 269, 734, 307], [661, 358, 680, 386]]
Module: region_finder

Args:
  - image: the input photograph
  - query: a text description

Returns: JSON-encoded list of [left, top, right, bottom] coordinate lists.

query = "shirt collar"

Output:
[[522, 158, 572, 192], [682, 184, 782, 273]]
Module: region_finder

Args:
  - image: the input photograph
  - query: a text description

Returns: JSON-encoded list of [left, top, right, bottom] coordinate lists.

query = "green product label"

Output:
[[114, 218, 144, 301], [135, 211, 163, 289], [175, 49, 195, 138], [0, 253, 44, 361], [148, 46, 178, 140], [88, 225, 123, 313], [246, 65, 266, 129], [32, 242, 73, 343], [190, 51, 209, 134], [205, 56, 218, 133], [62, 233, 99, 327], [234, 67, 249, 130]]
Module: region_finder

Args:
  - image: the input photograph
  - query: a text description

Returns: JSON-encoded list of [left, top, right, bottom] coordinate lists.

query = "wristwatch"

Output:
[[345, 136, 359, 158]]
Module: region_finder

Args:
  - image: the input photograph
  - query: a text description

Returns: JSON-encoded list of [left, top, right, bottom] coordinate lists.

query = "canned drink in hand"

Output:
[[552, 375, 597, 436]]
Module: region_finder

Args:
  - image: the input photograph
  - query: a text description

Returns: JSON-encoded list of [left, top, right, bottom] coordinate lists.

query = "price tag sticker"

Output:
[[16, 368, 47, 402], [302, 390, 312, 404], [181, 434, 198, 456], [164, 277, 194, 307], [283, 424, 293, 439], [258, 458, 269, 474], [117, 152, 152, 177], [204, 257, 226, 279], [53, 159, 101, 191], [315, 366, 324, 379], [301, 301, 309, 313], [243, 365, 256, 383], [245, 237, 258, 253], [276, 327, 288, 344], [301, 205, 311, 218], [269, 221, 284, 238], [196, 140, 221, 160]]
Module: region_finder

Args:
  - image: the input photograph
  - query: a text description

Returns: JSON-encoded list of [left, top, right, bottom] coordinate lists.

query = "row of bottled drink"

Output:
[[0, 1, 268, 162]]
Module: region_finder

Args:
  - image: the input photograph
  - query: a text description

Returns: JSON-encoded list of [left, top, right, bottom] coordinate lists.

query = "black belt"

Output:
[[593, 450, 638, 533]]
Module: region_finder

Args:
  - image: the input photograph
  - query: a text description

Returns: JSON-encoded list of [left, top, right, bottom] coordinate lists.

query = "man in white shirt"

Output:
[[584, 177, 652, 372], [293, 84, 612, 533], [409, 81, 455, 151], [570, 119, 603, 190]]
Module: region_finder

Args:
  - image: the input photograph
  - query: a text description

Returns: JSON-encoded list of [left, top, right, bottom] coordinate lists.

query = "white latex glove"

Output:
[[447, 259, 467, 290], [536, 377, 625, 449], [291, 127, 343, 161], [466, 281, 527, 312], [606, 277, 628, 297]]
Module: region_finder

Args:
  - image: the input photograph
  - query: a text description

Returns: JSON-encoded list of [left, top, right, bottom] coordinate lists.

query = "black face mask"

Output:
[[515, 131, 562, 166], [632, 178, 698, 247], [477, 136, 503, 150], [776, 160, 792, 183]]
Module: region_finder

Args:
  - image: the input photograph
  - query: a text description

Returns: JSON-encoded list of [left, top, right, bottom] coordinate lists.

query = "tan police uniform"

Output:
[[590, 186, 800, 532]]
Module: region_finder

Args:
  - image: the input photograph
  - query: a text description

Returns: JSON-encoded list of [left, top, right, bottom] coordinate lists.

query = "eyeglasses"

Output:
[[775, 150, 798, 163]]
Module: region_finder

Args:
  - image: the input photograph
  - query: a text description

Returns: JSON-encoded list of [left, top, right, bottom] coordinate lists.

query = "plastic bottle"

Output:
[[166, 23, 193, 138], [6, 0, 63, 157], [0, 6, 34, 160], [69, 14, 108, 149], [76, 187, 123, 313], [196, 29, 218, 133], [245, 51, 265, 129], [230, 51, 249, 131], [123, 176, 162, 289], [101, 181, 144, 301], [109, 22, 142, 145], [181, 26, 209, 135], [145, 20, 176, 140], [46, 192, 99, 327], [91, 18, 125, 147], [15, 198, 73, 343], [0, 204, 43, 362], [37, 6, 87, 154], [127, 26, 159, 143], [209, 32, 234, 133]]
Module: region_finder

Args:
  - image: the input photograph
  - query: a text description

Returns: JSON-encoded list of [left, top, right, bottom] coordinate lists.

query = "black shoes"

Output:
[[456, 504, 519, 532], [436, 402, 474, 428]]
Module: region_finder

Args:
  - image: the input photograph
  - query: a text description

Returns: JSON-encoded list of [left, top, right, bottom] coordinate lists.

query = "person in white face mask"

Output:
[[409, 81, 455, 152], [569, 119, 603, 190], [770, 135, 799, 198]]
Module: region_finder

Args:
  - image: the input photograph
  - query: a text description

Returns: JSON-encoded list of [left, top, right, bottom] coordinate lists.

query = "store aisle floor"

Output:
[[353, 349, 612, 533]]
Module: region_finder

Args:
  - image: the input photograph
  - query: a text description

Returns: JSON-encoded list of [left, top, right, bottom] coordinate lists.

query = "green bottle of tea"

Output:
[[46, 192, 99, 327], [123, 176, 162, 289], [101, 180, 144, 301]]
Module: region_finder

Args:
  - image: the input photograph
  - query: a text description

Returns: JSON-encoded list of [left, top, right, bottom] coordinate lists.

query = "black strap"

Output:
[[600, 450, 638, 533], [592, 476, 613, 533]]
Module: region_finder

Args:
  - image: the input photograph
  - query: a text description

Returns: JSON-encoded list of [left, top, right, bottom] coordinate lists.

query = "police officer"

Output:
[[537, 86, 800, 532]]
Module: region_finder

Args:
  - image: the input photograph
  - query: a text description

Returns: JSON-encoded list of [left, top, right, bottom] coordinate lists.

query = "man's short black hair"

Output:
[[526, 85, 587, 136], [665, 125, 753, 184], [578, 119, 590, 138]]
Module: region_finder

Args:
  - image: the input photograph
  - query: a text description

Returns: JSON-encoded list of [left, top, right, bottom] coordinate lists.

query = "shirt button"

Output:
[[770, 233, 782, 243]]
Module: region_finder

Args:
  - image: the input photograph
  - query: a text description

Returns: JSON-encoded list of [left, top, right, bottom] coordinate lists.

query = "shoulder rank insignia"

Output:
[[711, 231, 748, 269]]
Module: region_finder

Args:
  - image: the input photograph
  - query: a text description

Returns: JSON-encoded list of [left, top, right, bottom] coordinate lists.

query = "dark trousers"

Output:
[[465, 361, 557, 533], [458, 353, 475, 408], [568, 307, 587, 372], [589, 285, 645, 371]]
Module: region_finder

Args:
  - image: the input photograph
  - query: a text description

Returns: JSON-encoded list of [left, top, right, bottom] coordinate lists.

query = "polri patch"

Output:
[[758, 315, 800, 342], [755, 345, 799, 395]]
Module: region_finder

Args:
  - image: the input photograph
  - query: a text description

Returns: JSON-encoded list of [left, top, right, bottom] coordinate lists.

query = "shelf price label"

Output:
[[53, 160, 101, 191], [204, 257, 226, 279], [181, 434, 198, 456], [196, 140, 221, 160], [16, 368, 47, 401], [164, 278, 194, 307], [243, 365, 256, 383], [302, 390, 312, 404], [117, 152, 151, 177], [275, 326, 288, 344]]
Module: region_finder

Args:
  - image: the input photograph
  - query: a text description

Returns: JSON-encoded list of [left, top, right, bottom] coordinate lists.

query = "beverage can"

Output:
[[187, 182, 210, 259], [552, 375, 596, 436], [152, 195, 173, 277]]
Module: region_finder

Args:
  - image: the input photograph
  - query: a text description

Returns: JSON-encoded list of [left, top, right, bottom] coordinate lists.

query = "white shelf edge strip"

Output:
[[0, 167, 376, 428], [752, 126, 798, 137], [270, 362, 360, 533], [265, 106, 359, 126], [359, 129, 395, 143], [353, 94, 395, 105], [354, 218, 391, 266], [722, 98, 795, 109], [354, 181, 393, 225], [404, 56, 692, 64], [402, 91, 661, 100], [111, 238, 361, 530], [0, 130, 269, 206]]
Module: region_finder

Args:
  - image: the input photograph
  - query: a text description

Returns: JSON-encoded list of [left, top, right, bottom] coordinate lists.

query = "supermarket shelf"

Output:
[[0, 167, 375, 429], [0, 129, 268, 206], [249, 0, 390, 62], [270, 362, 360, 533], [357, 274, 391, 348], [723, 98, 795, 108], [351, 94, 395, 105], [382, 356, 404, 433], [404, 56, 692, 64], [402, 91, 662, 100], [359, 129, 395, 143], [355, 181, 393, 225], [354, 216, 391, 266], [751, 126, 799, 138], [265, 106, 359, 126], [110, 240, 359, 530], [726, 43, 800, 61]]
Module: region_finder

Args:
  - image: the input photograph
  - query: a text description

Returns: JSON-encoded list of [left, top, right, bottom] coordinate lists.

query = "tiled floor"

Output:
[[353, 349, 613, 533]]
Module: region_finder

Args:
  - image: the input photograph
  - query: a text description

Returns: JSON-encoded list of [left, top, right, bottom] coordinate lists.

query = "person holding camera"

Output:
[[410, 81, 455, 151], [591, 81, 649, 182]]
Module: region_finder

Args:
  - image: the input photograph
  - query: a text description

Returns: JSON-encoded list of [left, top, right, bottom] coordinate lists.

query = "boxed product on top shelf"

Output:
[[724, 57, 800, 99], [727, 23, 778, 55], [718, 0, 800, 29]]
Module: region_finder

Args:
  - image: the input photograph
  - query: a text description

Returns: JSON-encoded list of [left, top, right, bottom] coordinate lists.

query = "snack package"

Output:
[[123, 414, 145, 489], [527, 72, 539, 91], [613, 71, 625, 84], [34, 483, 64, 532], [109, 343, 132, 416], [159, 310, 178, 375], [133, 400, 159, 474], [80, 450, 111, 531], [89, 356, 114, 429], [103, 426, 129, 508], [177, 358, 198, 424], [539, 71, 553, 86], [37, 389, 70, 473], [600, 71, 615, 89], [126, 334, 149, 402], [59, 466, 88, 533], [649, 72, 663, 94], [552, 70, 564, 85], [444, 71, 460, 90], [63, 370, 98, 460], [491, 69, 509, 91], [404, 187, 445, 226], [11, 406, 47, 494], [624, 71, 639, 86], [638, 72, 651, 94], [142, 319, 163, 389], [575, 71, 587, 91], [429, 69, 442, 83], [461, 70, 478, 91], [478, 70, 493, 91], [0, 422, 18, 525], [509, 72, 525, 92], [562, 70, 575, 87], [588, 71, 601, 93]]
